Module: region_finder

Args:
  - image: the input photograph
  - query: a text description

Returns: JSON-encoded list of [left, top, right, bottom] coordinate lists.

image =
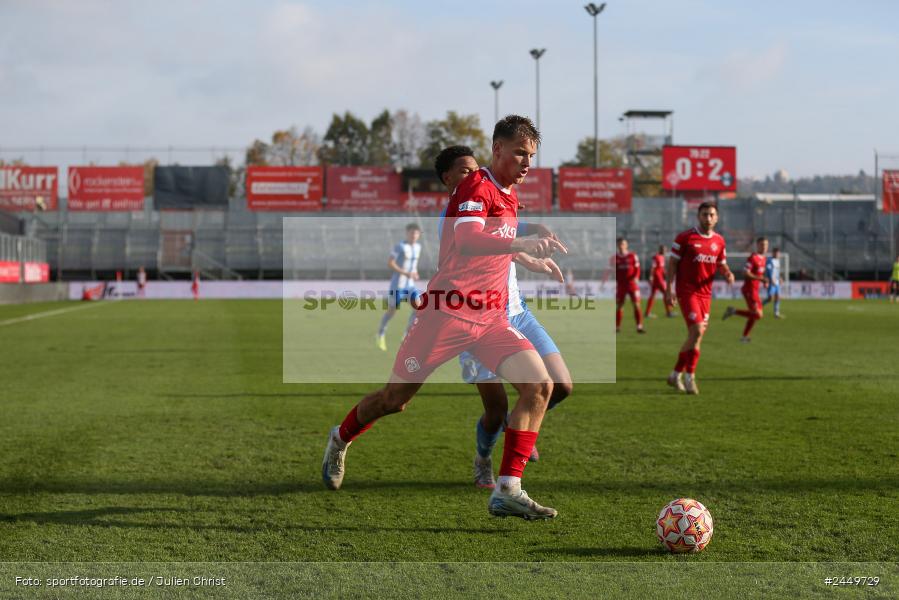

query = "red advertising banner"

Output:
[[883, 170, 899, 213], [851, 281, 890, 299], [0, 261, 20, 283], [246, 166, 323, 211], [0, 166, 58, 211], [23, 262, 50, 283], [517, 168, 553, 213], [662, 146, 737, 192], [68, 166, 145, 211], [402, 191, 446, 212], [326, 167, 402, 211], [558, 168, 633, 212]]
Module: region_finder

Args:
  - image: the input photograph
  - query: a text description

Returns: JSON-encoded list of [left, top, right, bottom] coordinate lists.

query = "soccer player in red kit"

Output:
[[664, 203, 735, 395], [320, 116, 567, 520], [644, 245, 673, 318], [191, 271, 200, 301], [723, 237, 768, 342], [615, 238, 645, 333]]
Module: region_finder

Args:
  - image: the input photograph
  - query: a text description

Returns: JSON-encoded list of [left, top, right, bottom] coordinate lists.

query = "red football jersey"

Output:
[[742, 253, 766, 293], [615, 252, 640, 283], [670, 227, 727, 297], [651, 253, 666, 281], [428, 167, 518, 325]]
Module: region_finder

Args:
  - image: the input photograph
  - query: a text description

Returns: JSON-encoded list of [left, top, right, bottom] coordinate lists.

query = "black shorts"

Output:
[[890, 280, 899, 294]]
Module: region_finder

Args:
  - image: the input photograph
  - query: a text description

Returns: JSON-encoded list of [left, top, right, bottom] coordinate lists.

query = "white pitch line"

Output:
[[0, 301, 107, 327]]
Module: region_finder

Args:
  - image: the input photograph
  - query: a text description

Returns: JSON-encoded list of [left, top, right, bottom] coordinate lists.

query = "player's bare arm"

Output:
[[744, 268, 766, 282], [719, 262, 735, 285], [387, 256, 413, 278]]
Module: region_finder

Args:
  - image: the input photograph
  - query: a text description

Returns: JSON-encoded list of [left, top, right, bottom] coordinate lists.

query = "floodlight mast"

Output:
[[529, 48, 546, 166], [490, 80, 504, 124], [584, 3, 606, 168]]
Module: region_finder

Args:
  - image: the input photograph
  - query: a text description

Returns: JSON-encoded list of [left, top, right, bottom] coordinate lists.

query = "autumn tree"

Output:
[[419, 111, 490, 169], [390, 110, 425, 168], [246, 127, 321, 166], [367, 109, 393, 167], [318, 112, 371, 166], [562, 136, 627, 168]]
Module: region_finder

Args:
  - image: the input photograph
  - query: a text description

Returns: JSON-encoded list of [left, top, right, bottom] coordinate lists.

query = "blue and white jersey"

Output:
[[507, 262, 525, 318], [765, 256, 781, 286], [389, 241, 421, 290]]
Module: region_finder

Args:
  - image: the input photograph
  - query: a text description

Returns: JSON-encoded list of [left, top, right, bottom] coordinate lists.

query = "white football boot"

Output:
[[322, 426, 350, 490], [488, 487, 558, 520], [473, 455, 496, 489], [667, 371, 686, 392], [683, 373, 700, 395]]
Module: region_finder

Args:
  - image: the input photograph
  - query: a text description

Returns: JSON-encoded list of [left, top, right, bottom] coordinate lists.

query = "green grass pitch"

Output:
[[0, 299, 897, 597]]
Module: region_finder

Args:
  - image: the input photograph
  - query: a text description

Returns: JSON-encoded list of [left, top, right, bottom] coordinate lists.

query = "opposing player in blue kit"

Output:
[[434, 145, 573, 489], [376, 223, 423, 351], [762, 247, 784, 318]]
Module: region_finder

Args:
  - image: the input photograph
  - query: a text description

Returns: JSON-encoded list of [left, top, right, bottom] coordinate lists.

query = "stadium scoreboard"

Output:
[[662, 145, 737, 192]]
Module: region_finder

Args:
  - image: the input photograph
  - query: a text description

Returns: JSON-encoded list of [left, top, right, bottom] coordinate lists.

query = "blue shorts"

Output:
[[767, 284, 780, 297], [388, 287, 420, 309], [459, 306, 560, 383]]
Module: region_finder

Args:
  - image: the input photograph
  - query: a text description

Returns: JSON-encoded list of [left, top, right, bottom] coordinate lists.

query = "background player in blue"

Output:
[[376, 223, 422, 351], [434, 145, 573, 490], [762, 246, 784, 318]]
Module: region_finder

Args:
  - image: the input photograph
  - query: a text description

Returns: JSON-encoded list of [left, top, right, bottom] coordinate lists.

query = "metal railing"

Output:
[[0, 232, 46, 263], [23, 196, 899, 281]]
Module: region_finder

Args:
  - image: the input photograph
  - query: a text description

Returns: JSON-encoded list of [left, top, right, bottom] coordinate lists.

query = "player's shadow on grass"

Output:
[[536, 546, 666, 559], [0, 478, 474, 497], [164, 389, 480, 400], [3, 507, 501, 536], [4, 475, 896, 498], [1, 506, 190, 527], [617, 374, 899, 382]]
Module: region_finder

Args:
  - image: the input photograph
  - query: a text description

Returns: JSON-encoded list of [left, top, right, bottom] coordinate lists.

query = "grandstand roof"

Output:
[[754, 193, 875, 203], [621, 110, 672, 119]]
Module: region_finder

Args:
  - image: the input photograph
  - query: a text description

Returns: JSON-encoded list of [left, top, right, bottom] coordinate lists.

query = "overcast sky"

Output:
[[2, 0, 897, 178]]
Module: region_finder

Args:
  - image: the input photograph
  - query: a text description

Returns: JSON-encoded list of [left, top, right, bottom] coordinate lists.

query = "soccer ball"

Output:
[[656, 498, 713, 553]]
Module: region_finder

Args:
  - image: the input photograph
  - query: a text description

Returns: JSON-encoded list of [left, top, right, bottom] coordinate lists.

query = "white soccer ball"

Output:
[[656, 498, 714, 553]]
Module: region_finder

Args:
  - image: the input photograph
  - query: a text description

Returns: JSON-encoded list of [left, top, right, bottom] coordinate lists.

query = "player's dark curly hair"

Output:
[[434, 145, 475, 185], [493, 115, 541, 146]]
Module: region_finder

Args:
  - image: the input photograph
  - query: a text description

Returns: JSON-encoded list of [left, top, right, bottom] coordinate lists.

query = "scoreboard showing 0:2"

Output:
[[662, 145, 737, 192]]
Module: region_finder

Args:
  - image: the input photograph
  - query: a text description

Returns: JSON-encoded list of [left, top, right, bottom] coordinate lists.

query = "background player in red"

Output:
[[664, 202, 735, 395], [321, 116, 567, 520], [615, 237, 645, 334], [644, 245, 673, 318], [191, 271, 200, 301], [723, 237, 768, 342]]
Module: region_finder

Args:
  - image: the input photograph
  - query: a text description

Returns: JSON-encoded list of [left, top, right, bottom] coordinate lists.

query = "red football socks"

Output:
[[674, 350, 690, 372], [686, 349, 701, 373], [499, 428, 539, 478], [338, 405, 374, 444], [616, 308, 623, 328], [743, 318, 757, 337]]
